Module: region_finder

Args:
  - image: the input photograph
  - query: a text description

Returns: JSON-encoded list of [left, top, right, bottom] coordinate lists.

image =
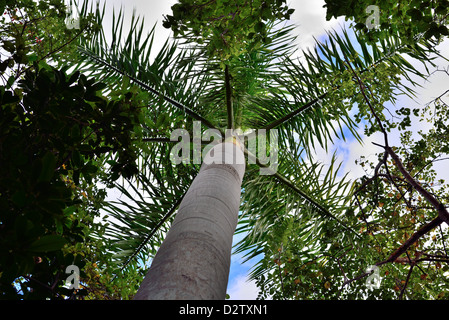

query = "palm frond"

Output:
[[249, 28, 436, 156], [99, 143, 197, 272], [75, 6, 220, 132], [70, 3, 444, 290], [235, 149, 355, 280], [101, 180, 188, 274]]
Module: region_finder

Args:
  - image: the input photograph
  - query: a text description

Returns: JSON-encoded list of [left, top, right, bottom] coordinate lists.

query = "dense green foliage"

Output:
[[254, 102, 449, 299], [246, 0, 449, 300], [0, 0, 99, 83], [239, 30, 449, 299], [2, 0, 449, 300], [324, 0, 449, 43], [75, 0, 449, 300], [0, 1, 148, 299], [163, 0, 294, 62], [0, 65, 143, 298]]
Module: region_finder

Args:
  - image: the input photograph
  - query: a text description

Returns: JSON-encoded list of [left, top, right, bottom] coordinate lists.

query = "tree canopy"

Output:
[[324, 0, 449, 43], [162, 0, 294, 62], [1, 0, 449, 300], [0, 0, 146, 299]]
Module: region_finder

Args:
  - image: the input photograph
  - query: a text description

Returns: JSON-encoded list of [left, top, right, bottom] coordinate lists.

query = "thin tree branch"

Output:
[[344, 57, 389, 147], [398, 263, 414, 300], [439, 224, 448, 256], [384, 145, 449, 226], [340, 217, 442, 290], [380, 217, 442, 265]]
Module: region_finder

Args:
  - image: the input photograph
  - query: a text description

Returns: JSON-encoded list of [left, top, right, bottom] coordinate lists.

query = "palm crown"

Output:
[[75, 1, 440, 299]]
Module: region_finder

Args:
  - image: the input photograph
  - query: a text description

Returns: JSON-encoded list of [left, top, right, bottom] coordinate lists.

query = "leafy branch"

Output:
[[338, 47, 449, 297]]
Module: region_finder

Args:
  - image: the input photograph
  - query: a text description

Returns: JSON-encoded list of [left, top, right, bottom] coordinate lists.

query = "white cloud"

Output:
[[227, 274, 259, 300], [289, 0, 345, 52]]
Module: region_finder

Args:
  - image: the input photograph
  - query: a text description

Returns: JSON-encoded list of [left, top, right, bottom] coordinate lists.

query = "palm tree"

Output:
[[134, 140, 245, 299], [75, 2, 434, 299]]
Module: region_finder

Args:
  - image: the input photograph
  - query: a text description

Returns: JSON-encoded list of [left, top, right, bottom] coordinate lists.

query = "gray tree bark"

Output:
[[134, 141, 245, 300]]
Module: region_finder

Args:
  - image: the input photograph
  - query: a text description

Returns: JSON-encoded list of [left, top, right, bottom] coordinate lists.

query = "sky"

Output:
[[77, 0, 449, 299]]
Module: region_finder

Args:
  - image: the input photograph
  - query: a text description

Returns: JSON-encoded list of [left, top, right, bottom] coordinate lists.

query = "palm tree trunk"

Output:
[[134, 140, 245, 300]]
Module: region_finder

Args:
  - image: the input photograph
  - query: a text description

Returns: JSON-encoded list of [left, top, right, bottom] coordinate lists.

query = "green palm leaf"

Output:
[[236, 150, 355, 279], [72, 2, 440, 284]]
